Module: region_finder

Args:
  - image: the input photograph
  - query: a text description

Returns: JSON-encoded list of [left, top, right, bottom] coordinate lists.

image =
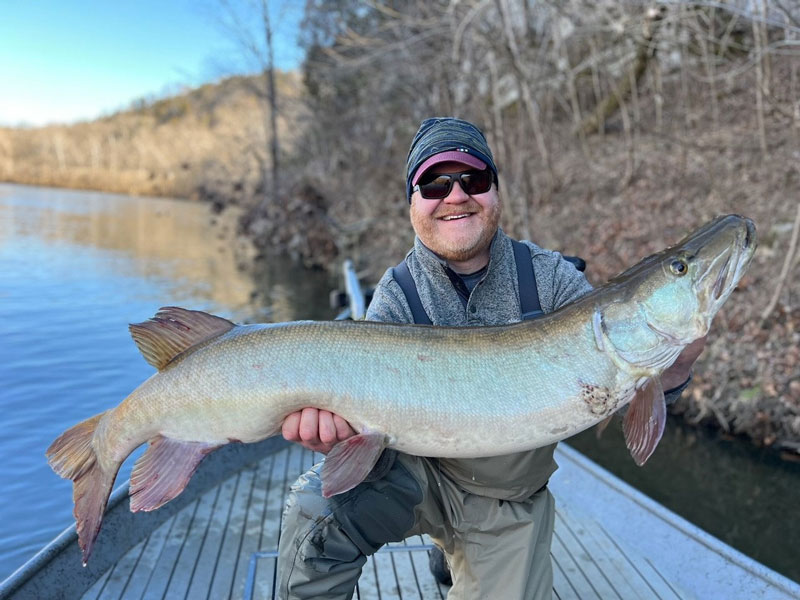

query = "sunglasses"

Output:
[[413, 169, 494, 200]]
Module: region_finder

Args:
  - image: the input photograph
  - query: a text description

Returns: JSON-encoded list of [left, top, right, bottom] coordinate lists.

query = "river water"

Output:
[[1, 184, 798, 585]]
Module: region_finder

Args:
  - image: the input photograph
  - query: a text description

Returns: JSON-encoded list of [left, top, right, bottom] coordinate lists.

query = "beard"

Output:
[[410, 197, 502, 264]]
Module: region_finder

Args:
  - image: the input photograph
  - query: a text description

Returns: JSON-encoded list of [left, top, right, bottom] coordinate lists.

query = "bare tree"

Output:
[[294, 15, 799, 254], [213, 0, 291, 211], [260, 0, 280, 212]]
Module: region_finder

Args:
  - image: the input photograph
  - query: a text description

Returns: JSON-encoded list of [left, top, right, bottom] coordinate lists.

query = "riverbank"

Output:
[[3, 132, 799, 460], [516, 123, 800, 460]]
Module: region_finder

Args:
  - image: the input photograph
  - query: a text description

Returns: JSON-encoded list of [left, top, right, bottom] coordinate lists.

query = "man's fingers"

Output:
[[333, 414, 356, 440], [673, 335, 708, 371], [683, 335, 708, 362], [281, 411, 302, 442], [298, 407, 320, 442], [318, 410, 338, 444], [281, 408, 355, 454]]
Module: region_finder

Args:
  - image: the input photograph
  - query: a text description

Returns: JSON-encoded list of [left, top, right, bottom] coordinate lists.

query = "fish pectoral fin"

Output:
[[129, 307, 235, 370], [129, 436, 220, 512], [623, 377, 666, 466], [321, 431, 387, 498]]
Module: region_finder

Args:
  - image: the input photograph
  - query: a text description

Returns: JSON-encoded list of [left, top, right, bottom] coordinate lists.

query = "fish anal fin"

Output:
[[321, 432, 387, 498], [623, 377, 666, 466], [129, 307, 235, 370], [129, 436, 220, 512]]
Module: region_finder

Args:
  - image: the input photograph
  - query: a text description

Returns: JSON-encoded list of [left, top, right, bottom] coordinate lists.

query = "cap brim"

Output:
[[411, 151, 488, 186]]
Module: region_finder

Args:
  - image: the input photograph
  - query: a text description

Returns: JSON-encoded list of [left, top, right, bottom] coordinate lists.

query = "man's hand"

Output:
[[661, 335, 707, 390], [281, 408, 357, 454]]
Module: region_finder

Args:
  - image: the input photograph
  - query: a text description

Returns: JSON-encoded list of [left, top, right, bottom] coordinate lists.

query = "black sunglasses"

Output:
[[413, 169, 494, 200]]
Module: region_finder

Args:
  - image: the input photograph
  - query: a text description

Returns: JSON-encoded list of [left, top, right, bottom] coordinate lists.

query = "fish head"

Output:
[[640, 214, 756, 341], [598, 215, 756, 371]]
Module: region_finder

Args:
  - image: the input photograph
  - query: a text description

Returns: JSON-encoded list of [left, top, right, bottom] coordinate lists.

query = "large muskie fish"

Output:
[[48, 214, 756, 564]]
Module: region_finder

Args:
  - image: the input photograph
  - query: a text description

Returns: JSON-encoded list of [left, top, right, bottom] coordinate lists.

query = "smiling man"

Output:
[[276, 118, 701, 600]]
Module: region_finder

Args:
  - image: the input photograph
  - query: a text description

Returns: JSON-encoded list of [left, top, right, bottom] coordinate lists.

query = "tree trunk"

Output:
[[259, 0, 280, 214]]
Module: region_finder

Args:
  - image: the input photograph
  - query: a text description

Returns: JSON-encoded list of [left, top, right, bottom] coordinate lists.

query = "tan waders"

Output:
[[277, 453, 555, 600]]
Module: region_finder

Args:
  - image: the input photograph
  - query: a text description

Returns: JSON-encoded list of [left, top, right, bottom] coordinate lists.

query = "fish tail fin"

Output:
[[71, 456, 118, 566], [46, 410, 119, 565], [47, 411, 107, 480]]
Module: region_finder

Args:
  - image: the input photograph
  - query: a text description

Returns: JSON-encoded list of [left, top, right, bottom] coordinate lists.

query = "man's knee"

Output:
[[277, 457, 427, 599], [280, 466, 360, 569], [281, 455, 425, 559], [332, 454, 425, 554]]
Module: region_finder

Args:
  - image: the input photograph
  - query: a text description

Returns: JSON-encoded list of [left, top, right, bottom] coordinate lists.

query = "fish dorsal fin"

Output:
[[129, 306, 235, 370]]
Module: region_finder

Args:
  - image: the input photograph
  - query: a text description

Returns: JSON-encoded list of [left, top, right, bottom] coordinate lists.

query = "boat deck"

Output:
[[81, 443, 447, 600], [73, 442, 800, 600]]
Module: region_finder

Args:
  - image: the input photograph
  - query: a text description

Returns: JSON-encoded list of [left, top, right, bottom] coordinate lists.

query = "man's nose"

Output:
[[443, 179, 469, 203]]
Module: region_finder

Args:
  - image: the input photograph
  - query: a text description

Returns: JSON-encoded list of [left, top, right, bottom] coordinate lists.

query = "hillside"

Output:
[[0, 72, 302, 201]]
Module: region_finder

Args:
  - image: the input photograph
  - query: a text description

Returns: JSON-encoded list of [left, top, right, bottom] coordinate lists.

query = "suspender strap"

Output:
[[392, 260, 433, 325], [512, 240, 543, 320]]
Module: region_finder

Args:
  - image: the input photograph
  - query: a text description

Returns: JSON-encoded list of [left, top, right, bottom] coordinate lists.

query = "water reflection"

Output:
[[252, 260, 335, 323], [0, 184, 267, 319]]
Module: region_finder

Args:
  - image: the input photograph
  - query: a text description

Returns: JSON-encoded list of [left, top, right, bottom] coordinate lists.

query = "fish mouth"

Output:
[[694, 216, 757, 313], [744, 218, 756, 250], [711, 253, 731, 301]]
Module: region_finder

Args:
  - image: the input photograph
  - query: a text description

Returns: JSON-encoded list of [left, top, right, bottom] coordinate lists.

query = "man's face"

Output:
[[410, 161, 501, 268]]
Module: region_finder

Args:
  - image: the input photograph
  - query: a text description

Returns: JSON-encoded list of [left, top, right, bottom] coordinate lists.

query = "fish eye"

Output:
[[670, 259, 688, 276]]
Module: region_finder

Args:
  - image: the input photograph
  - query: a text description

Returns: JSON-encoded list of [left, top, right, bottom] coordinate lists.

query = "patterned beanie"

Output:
[[405, 117, 498, 202]]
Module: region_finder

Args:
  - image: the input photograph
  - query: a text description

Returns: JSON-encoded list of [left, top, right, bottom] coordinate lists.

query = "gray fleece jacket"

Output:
[[365, 229, 593, 501]]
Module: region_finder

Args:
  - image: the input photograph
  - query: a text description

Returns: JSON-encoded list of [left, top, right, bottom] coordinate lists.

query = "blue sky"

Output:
[[0, 1, 304, 126]]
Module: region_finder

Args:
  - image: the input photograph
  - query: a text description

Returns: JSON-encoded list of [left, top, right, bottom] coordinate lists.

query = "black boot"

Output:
[[428, 545, 452, 586]]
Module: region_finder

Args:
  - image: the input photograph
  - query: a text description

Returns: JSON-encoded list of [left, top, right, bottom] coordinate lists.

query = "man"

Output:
[[277, 117, 701, 599]]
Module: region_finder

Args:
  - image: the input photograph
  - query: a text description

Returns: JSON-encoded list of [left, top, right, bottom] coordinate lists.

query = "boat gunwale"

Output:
[[556, 443, 800, 597]]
